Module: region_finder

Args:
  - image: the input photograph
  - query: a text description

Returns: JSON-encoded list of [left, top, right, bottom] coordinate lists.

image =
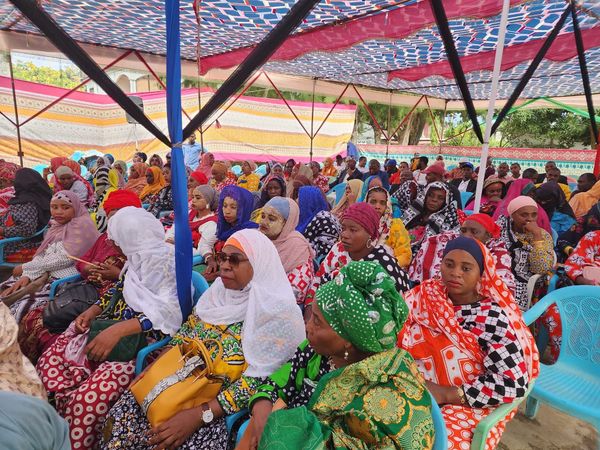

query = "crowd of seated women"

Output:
[[0, 151, 594, 450]]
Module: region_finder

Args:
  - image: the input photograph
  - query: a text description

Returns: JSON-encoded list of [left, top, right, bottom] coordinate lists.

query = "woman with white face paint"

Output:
[[259, 197, 314, 306]]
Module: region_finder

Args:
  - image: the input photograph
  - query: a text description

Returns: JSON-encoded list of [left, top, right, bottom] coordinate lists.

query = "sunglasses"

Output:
[[215, 252, 249, 267]]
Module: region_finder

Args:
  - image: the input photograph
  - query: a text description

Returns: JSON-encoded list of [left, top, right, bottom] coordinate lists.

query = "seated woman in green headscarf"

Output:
[[249, 261, 434, 450]]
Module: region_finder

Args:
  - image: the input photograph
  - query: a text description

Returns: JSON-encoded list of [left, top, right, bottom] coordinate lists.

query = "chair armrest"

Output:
[[135, 336, 171, 375], [49, 274, 82, 300], [0, 226, 47, 261], [159, 210, 173, 219], [192, 255, 204, 266], [225, 408, 249, 433], [522, 296, 557, 326], [471, 381, 535, 450]]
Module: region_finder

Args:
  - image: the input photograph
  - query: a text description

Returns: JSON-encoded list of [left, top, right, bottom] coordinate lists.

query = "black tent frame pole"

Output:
[[182, 0, 321, 140], [571, 4, 599, 145], [9, 0, 171, 147], [490, 4, 572, 135], [429, 0, 483, 143]]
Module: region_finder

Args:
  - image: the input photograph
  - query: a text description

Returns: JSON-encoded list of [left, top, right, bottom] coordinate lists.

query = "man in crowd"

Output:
[[545, 167, 571, 198], [571, 173, 597, 200], [522, 168, 539, 184], [510, 162, 521, 180], [537, 161, 568, 184], [368, 159, 390, 190], [497, 162, 513, 183], [413, 156, 429, 186], [333, 154, 346, 173], [357, 156, 369, 174], [331, 157, 364, 186], [450, 162, 476, 193], [182, 133, 204, 170], [133, 152, 147, 163]]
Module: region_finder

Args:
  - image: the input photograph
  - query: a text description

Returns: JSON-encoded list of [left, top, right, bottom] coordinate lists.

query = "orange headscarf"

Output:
[[139, 166, 166, 200], [124, 162, 149, 196]]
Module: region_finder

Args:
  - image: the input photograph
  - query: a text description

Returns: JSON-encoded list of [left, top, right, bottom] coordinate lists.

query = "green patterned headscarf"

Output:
[[316, 261, 408, 353]]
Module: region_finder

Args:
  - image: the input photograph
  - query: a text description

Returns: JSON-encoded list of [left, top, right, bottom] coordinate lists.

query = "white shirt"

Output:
[[458, 179, 471, 192], [357, 165, 369, 174], [165, 212, 217, 257]]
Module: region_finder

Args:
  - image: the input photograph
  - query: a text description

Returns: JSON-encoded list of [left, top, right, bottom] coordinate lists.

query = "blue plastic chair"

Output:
[[192, 254, 204, 266], [158, 210, 173, 219], [48, 274, 83, 300], [231, 165, 242, 176], [255, 165, 267, 177], [0, 226, 47, 268], [551, 228, 558, 246], [523, 286, 600, 445], [460, 191, 473, 207], [429, 391, 448, 450], [134, 271, 209, 375]]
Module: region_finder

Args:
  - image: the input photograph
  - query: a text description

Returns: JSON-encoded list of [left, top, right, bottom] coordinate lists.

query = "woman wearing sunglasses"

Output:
[[103, 229, 305, 450], [259, 197, 314, 306], [204, 185, 258, 281]]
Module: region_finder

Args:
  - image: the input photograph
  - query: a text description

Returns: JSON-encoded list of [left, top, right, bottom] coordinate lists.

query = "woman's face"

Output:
[[188, 176, 200, 191], [306, 303, 349, 359], [259, 205, 286, 240], [399, 162, 409, 171], [115, 164, 124, 175], [340, 218, 370, 255], [150, 156, 161, 167], [191, 191, 207, 211], [146, 169, 154, 184], [272, 166, 284, 177], [58, 173, 74, 190], [460, 220, 490, 243], [266, 180, 283, 199], [367, 190, 387, 217], [212, 168, 225, 182], [50, 199, 75, 224], [310, 162, 320, 178], [129, 167, 139, 179], [441, 249, 480, 301], [511, 205, 538, 232], [219, 244, 253, 291], [484, 182, 503, 199], [425, 188, 446, 213], [132, 155, 142, 164], [242, 162, 252, 176], [222, 197, 238, 224], [162, 167, 171, 184]]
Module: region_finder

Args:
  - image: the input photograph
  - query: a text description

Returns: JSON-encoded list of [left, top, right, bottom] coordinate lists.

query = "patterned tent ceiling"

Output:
[[1, 0, 599, 100]]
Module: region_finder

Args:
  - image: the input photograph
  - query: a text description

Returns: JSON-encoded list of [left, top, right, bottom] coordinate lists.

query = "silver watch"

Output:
[[201, 403, 214, 424]]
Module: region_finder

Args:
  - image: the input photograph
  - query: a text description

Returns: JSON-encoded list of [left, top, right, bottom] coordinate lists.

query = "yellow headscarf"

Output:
[[139, 166, 166, 200], [569, 179, 600, 218]]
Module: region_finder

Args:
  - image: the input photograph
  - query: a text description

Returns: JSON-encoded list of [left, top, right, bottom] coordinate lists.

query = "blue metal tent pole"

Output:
[[165, 0, 193, 319]]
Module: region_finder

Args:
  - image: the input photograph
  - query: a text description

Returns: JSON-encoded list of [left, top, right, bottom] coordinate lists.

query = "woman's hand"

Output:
[[1, 276, 30, 297], [203, 256, 219, 281], [147, 408, 203, 449], [425, 380, 462, 405], [523, 222, 543, 241], [12, 265, 23, 277], [166, 237, 175, 245], [250, 399, 274, 448], [89, 262, 121, 281], [575, 276, 599, 286], [86, 327, 122, 361], [74, 305, 102, 334]]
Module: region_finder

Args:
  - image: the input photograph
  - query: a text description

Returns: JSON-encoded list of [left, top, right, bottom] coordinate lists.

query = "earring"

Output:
[[366, 239, 374, 249], [343, 350, 349, 361]]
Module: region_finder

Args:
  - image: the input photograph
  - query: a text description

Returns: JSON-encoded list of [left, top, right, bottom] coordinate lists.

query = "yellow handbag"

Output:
[[130, 336, 246, 427]]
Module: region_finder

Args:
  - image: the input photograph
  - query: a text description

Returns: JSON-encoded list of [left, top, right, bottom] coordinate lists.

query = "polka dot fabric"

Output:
[[316, 260, 408, 353]]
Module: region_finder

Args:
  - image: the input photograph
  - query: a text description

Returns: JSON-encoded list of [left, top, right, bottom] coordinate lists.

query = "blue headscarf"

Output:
[[359, 175, 382, 202], [217, 185, 259, 241], [442, 236, 484, 274], [104, 153, 115, 165], [297, 186, 329, 234]]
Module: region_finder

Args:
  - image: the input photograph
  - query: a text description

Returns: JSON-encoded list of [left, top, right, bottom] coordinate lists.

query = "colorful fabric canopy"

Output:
[[1, 0, 598, 100]]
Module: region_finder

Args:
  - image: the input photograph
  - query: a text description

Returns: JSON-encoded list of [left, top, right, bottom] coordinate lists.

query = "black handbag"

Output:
[[87, 289, 147, 362], [42, 281, 99, 334]]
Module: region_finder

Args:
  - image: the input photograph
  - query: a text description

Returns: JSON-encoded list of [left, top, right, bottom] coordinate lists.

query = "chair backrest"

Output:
[[542, 286, 600, 372], [429, 391, 448, 450], [460, 191, 473, 207], [330, 182, 347, 204], [550, 228, 558, 245], [191, 271, 209, 305], [231, 165, 242, 176], [255, 165, 267, 177]]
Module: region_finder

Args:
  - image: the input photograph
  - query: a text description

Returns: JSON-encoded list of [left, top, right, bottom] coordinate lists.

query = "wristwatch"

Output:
[[201, 402, 214, 424]]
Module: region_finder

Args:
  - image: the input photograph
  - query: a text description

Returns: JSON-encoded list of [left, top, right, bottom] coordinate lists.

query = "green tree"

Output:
[[12, 61, 83, 89]]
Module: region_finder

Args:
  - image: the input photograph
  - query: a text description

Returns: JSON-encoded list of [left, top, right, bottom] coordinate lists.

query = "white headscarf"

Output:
[[107, 206, 183, 335], [194, 229, 306, 377]]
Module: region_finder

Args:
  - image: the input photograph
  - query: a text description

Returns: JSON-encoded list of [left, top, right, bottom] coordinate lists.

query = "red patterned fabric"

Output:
[[36, 327, 136, 449], [399, 240, 539, 450]]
